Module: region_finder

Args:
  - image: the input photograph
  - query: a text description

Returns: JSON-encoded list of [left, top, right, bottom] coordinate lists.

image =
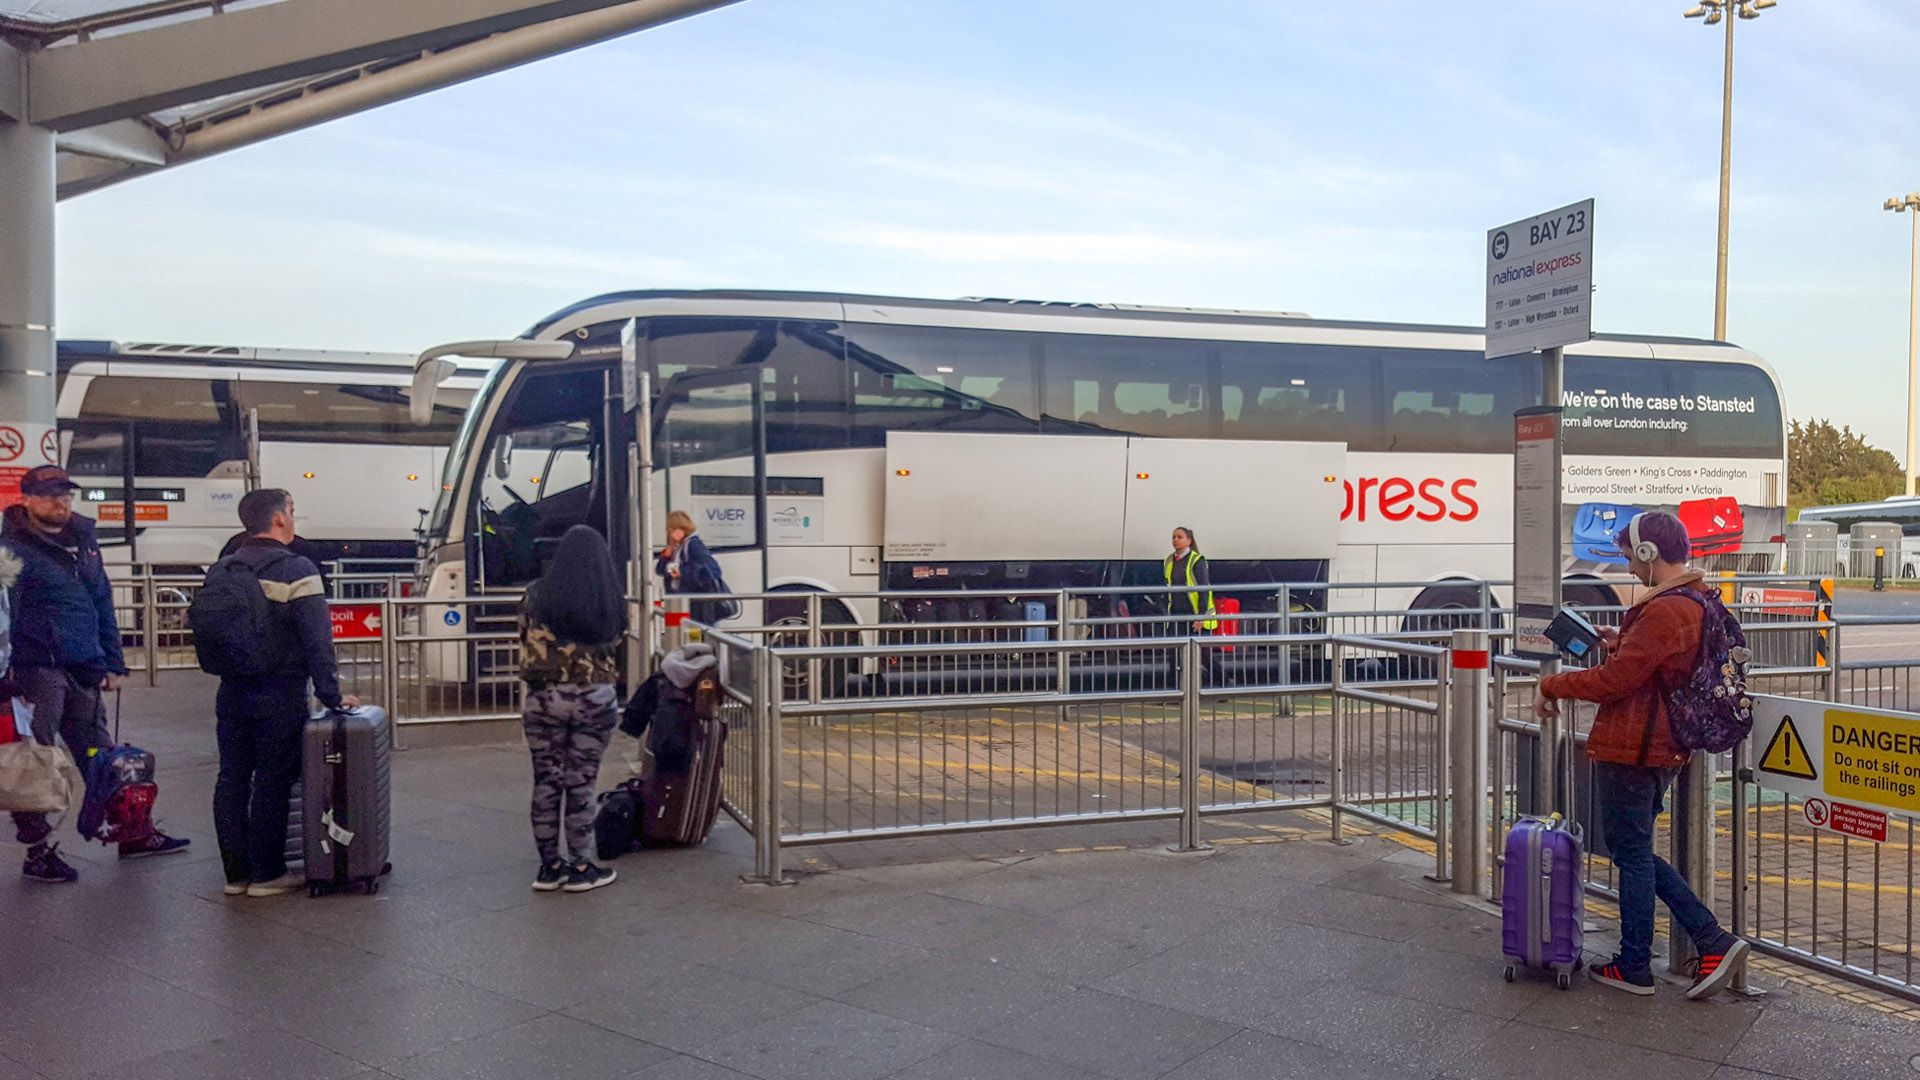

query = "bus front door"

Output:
[[656, 370, 767, 628]]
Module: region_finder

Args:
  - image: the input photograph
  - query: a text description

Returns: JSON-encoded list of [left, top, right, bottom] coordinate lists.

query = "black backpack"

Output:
[[593, 780, 645, 859], [189, 554, 284, 677]]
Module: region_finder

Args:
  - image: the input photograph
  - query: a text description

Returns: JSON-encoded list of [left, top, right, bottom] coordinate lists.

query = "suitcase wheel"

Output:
[[308, 884, 321, 898], [1503, 966, 1516, 984], [1555, 971, 1572, 991]]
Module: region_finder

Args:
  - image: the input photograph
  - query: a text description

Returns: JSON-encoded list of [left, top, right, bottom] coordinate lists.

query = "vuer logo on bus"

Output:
[[1341, 477, 1480, 523]]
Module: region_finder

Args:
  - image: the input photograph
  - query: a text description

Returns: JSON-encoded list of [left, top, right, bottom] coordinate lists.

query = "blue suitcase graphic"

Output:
[[1572, 502, 1637, 564]]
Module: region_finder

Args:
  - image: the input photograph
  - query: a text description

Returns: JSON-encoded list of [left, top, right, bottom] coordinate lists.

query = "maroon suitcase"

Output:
[[639, 674, 726, 846]]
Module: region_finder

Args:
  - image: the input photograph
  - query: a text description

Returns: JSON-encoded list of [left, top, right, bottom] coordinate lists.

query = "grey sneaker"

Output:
[[245, 873, 304, 898]]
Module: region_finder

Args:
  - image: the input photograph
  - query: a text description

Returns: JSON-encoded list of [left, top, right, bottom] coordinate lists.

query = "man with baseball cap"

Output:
[[4, 465, 189, 882]]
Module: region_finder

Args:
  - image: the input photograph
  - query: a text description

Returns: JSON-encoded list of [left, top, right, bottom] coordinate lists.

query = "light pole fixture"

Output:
[[1888, 192, 1920, 496], [1683, 0, 1779, 342]]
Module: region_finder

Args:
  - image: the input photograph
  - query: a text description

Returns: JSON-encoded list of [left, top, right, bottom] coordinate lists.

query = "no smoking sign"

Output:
[[0, 427, 22, 463]]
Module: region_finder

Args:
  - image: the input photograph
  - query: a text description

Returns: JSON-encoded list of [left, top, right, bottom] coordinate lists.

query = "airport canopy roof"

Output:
[[0, 0, 736, 198]]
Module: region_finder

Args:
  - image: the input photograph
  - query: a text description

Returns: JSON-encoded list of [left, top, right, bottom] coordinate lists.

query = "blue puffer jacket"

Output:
[[0, 504, 127, 678]]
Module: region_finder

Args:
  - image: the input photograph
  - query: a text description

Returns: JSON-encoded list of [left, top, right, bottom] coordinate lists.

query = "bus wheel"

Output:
[[1401, 584, 1494, 637], [1562, 581, 1619, 629], [765, 592, 857, 700]]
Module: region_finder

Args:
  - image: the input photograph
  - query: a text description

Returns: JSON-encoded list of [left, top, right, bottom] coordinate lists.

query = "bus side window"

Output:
[[1217, 341, 1375, 449], [846, 323, 1042, 442], [1041, 335, 1210, 438], [1669, 359, 1783, 458], [1377, 350, 1527, 453], [1562, 355, 1676, 457]]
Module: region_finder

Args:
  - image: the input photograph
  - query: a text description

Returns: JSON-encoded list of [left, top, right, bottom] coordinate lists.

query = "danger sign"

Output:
[[330, 604, 383, 641], [1751, 696, 1920, 836]]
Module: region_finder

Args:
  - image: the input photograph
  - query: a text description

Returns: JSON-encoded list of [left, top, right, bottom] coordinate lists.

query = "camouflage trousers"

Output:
[[522, 682, 618, 864]]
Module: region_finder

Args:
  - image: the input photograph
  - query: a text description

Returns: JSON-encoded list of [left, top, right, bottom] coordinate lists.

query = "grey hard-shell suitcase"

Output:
[[639, 673, 726, 846], [302, 706, 392, 896]]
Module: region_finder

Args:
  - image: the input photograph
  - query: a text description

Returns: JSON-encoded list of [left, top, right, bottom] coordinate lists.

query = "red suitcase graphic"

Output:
[[1678, 497, 1743, 556]]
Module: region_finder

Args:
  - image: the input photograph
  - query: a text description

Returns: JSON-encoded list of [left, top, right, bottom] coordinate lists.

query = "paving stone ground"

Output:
[[3, 671, 1915, 1080]]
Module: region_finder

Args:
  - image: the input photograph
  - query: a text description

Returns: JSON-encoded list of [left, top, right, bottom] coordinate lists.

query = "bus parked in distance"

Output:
[[408, 290, 1788, 633], [56, 341, 492, 570]]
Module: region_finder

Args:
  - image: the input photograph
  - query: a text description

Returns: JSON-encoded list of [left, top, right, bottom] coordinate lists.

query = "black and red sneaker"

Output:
[[1686, 933, 1750, 1000], [1588, 955, 1656, 996]]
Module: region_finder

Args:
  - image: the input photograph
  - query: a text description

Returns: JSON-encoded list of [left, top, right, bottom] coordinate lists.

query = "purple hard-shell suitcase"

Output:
[[1501, 815, 1585, 988]]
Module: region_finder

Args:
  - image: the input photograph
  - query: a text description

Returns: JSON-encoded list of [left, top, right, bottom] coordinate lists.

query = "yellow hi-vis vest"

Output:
[[1163, 553, 1216, 630]]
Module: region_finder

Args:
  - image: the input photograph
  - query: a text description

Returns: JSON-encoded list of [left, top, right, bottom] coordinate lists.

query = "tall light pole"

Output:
[[1684, 0, 1778, 341], [1889, 193, 1920, 496]]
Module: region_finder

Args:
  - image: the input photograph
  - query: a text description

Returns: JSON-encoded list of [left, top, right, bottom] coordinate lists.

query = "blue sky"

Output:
[[53, 0, 1920, 457]]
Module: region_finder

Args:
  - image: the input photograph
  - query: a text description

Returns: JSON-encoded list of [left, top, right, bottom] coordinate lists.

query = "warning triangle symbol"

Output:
[[1759, 715, 1818, 781]]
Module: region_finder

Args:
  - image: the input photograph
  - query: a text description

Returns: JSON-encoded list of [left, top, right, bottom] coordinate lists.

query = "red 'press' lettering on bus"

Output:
[[1342, 477, 1479, 523]]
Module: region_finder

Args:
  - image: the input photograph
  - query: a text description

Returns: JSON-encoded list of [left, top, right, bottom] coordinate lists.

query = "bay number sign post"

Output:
[[1487, 199, 1594, 818]]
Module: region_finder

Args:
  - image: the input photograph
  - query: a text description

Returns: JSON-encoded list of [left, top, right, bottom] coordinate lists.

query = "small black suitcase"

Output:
[[303, 706, 392, 896]]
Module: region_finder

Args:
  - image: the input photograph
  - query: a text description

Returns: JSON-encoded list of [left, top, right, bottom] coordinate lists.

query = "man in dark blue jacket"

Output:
[[3, 466, 190, 883], [212, 488, 357, 897]]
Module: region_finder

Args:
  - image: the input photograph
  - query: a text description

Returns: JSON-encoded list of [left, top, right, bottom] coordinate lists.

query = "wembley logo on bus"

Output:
[[1340, 476, 1480, 523]]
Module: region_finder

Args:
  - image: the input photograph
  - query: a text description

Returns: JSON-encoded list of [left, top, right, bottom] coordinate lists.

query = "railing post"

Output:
[[1172, 635, 1208, 853], [1490, 657, 1508, 902], [1667, 753, 1714, 977], [1730, 733, 1758, 995], [806, 591, 822, 706], [380, 598, 402, 750], [1448, 629, 1491, 896], [749, 642, 786, 885], [143, 568, 158, 687], [1055, 588, 1072, 694], [1429, 657, 1453, 884], [1827, 622, 1844, 704], [1330, 638, 1348, 845]]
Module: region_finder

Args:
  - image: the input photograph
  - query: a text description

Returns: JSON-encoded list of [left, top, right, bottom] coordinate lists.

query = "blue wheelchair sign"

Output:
[[443, 610, 462, 627]]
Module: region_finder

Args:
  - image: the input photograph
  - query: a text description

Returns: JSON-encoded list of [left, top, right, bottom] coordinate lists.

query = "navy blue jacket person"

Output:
[[3, 465, 189, 882], [208, 488, 357, 897]]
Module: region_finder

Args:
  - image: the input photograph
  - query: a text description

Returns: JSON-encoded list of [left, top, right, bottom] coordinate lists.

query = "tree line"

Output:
[[1789, 418, 1906, 512]]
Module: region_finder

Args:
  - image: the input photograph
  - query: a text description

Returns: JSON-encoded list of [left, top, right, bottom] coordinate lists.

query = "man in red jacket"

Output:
[[1534, 510, 1749, 999]]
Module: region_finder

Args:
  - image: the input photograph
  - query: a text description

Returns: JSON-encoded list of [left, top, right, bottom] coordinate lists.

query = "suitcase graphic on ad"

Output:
[[1571, 502, 1637, 564], [1678, 497, 1744, 555]]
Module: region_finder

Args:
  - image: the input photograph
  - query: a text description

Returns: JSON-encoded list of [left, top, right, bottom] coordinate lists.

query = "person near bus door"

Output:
[[519, 524, 622, 894], [656, 509, 731, 624], [1162, 526, 1217, 635]]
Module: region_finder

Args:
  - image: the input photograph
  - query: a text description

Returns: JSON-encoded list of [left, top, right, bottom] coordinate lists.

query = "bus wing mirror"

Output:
[[409, 339, 577, 426], [410, 358, 458, 426], [493, 434, 514, 480]]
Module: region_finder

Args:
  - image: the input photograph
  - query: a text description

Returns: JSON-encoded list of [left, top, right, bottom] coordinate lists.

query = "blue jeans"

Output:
[[213, 677, 308, 884], [1594, 761, 1723, 971]]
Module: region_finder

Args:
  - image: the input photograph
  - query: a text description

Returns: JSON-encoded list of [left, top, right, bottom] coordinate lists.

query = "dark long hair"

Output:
[[529, 525, 623, 646]]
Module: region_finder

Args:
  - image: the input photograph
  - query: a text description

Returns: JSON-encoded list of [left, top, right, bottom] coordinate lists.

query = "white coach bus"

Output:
[[408, 290, 1787, 641], [56, 341, 491, 569]]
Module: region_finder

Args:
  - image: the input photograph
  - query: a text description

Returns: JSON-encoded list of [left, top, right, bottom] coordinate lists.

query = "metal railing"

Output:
[[97, 561, 1920, 1002]]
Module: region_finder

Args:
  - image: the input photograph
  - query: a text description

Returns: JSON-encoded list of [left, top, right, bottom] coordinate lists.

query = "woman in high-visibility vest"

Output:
[[1163, 526, 1216, 632]]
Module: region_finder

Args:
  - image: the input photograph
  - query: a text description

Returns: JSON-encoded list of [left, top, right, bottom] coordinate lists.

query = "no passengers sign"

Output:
[[1486, 199, 1593, 359]]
